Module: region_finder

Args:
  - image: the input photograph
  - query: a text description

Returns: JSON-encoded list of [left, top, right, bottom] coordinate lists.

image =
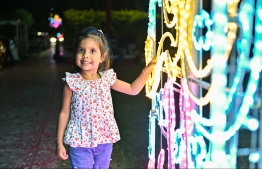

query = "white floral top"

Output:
[[63, 69, 120, 148]]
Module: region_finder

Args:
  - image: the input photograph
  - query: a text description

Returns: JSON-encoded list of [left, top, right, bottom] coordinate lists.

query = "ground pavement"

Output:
[[0, 47, 151, 169], [0, 48, 70, 168]]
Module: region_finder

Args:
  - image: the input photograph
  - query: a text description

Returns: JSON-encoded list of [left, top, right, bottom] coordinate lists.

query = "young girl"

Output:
[[56, 26, 156, 169]]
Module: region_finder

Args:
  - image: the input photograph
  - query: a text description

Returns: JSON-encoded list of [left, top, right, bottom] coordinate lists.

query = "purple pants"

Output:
[[68, 143, 113, 169]]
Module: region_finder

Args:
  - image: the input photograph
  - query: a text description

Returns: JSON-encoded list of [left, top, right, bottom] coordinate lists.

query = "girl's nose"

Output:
[[82, 52, 88, 59]]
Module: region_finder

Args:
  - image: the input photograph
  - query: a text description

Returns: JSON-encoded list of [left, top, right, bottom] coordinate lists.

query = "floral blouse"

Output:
[[63, 69, 120, 148]]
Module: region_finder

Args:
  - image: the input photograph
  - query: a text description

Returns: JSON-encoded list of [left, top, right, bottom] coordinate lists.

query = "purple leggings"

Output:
[[68, 143, 113, 169]]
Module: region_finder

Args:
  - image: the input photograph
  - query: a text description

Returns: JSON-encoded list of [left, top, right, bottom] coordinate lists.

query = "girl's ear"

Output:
[[100, 52, 106, 63]]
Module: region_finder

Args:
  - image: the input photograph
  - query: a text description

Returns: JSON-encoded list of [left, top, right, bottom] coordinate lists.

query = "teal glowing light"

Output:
[[249, 152, 260, 163], [193, 10, 213, 51]]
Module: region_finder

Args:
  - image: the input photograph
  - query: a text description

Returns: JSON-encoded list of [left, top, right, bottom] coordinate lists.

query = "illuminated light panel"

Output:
[[144, 0, 261, 168]]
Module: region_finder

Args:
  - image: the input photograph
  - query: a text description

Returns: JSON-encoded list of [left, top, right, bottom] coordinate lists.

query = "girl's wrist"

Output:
[[142, 58, 156, 75], [141, 67, 152, 76], [55, 137, 63, 140], [55, 138, 63, 144]]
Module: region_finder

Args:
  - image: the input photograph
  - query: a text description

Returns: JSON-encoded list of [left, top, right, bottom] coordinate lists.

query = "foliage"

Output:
[[111, 10, 148, 43], [62, 9, 152, 50], [5, 9, 35, 27], [63, 9, 105, 40]]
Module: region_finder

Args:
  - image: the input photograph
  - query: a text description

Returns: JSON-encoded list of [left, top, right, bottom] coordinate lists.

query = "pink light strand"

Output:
[[157, 149, 165, 169], [162, 78, 177, 169], [180, 78, 195, 168]]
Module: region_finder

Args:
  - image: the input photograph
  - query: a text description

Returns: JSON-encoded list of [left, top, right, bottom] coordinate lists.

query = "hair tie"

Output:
[[98, 29, 103, 34]]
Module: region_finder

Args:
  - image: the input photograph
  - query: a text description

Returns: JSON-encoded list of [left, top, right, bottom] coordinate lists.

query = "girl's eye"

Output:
[[90, 49, 96, 54], [77, 48, 85, 53]]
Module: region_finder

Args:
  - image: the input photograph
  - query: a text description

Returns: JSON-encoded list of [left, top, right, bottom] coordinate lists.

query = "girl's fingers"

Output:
[[57, 149, 69, 160], [63, 153, 69, 159], [58, 153, 68, 160]]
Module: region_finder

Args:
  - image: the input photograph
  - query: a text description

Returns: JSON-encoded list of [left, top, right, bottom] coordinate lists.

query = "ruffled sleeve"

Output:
[[64, 72, 82, 91], [100, 68, 117, 86]]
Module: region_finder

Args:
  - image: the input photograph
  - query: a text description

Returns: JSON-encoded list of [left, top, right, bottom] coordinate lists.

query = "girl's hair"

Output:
[[72, 26, 113, 72]]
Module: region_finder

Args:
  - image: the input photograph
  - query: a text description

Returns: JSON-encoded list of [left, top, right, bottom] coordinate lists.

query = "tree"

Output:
[[106, 0, 112, 36], [7, 9, 35, 27]]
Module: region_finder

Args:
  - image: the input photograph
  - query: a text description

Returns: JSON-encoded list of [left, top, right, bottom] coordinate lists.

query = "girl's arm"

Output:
[[56, 83, 72, 160], [111, 58, 156, 95]]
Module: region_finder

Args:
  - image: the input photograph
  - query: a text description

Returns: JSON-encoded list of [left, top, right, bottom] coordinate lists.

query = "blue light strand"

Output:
[[192, 10, 213, 51], [209, 0, 229, 167]]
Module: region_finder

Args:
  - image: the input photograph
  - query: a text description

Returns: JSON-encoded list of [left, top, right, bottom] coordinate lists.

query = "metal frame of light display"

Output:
[[144, 0, 262, 168]]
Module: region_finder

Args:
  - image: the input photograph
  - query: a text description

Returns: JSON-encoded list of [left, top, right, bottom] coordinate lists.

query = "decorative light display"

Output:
[[144, 0, 262, 168], [49, 13, 62, 29]]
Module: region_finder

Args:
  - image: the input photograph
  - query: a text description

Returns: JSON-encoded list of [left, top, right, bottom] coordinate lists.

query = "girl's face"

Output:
[[75, 38, 105, 72]]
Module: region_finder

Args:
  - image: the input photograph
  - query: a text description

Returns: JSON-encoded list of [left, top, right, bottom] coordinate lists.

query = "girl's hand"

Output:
[[143, 58, 157, 75], [148, 57, 157, 68], [56, 144, 69, 160]]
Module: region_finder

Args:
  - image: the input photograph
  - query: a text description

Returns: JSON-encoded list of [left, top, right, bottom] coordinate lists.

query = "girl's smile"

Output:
[[81, 61, 92, 65]]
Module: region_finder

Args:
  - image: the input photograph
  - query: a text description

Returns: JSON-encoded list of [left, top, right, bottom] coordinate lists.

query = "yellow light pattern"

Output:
[[144, 0, 239, 106]]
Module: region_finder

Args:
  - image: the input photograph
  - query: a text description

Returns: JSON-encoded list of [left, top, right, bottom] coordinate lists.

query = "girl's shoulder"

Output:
[[99, 68, 115, 76], [99, 69, 117, 85], [65, 72, 81, 78], [62, 72, 82, 91], [62, 72, 80, 81]]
